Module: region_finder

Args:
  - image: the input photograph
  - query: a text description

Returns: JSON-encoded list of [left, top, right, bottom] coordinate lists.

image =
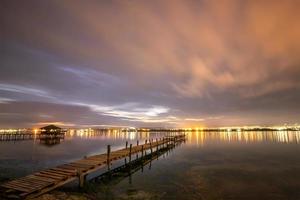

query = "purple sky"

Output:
[[1, 0, 300, 128]]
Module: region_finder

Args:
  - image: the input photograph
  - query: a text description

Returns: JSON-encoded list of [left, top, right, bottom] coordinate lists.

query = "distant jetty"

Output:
[[0, 124, 66, 142]]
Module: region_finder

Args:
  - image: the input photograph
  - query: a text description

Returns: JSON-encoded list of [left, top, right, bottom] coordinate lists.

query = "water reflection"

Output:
[[63, 129, 300, 145], [39, 138, 61, 146], [187, 130, 300, 146], [64, 129, 300, 146], [2, 129, 299, 147], [65, 129, 158, 141]]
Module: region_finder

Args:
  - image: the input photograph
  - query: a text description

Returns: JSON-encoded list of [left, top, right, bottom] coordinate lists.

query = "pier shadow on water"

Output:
[[39, 138, 62, 147]]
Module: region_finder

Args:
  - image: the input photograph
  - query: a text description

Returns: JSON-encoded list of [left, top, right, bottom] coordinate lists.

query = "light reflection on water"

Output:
[[65, 129, 151, 141], [187, 130, 300, 146], [64, 129, 300, 145]]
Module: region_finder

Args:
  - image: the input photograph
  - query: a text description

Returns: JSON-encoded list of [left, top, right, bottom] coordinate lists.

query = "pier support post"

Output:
[[126, 141, 128, 149], [149, 160, 152, 170], [159, 138, 162, 149], [136, 140, 139, 159], [77, 169, 86, 188], [129, 144, 132, 162], [107, 145, 111, 171], [166, 137, 168, 147]]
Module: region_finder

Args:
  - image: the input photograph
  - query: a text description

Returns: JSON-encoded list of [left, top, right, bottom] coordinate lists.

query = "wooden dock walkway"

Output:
[[0, 134, 186, 199], [0, 133, 36, 141], [94, 138, 182, 186], [0, 133, 65, 141]]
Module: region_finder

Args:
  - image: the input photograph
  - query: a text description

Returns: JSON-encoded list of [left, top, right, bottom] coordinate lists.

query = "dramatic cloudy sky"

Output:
[[1, 0, 300, 128]]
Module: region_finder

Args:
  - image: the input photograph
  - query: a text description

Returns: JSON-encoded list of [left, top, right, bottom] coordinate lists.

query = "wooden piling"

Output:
[[77, 169, 85, 188], [150, 141, 153, 154], [149, 160, 152, 170], [129, 144, 132, 162], [107, 145, 111, 171], [136, 141, 139, 159]]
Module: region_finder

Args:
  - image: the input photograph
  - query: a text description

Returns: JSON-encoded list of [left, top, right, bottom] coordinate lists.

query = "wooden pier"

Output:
[[0, 133, 36, 141], [0, 134, 186, 199], [0, 133, 65, 141], [94, 137, 183, 186]]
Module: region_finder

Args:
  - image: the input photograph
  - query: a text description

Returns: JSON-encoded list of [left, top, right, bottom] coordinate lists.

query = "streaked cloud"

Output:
[[60, 66, 123, 87], [0, 98, 15, 104], [0, 83, 52, 99], [185, 118, 205, 122], [74, 102, 170, 123]]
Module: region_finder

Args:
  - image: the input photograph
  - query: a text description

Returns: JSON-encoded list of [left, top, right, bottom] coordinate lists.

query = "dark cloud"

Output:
[[1, 0, 300, 128]]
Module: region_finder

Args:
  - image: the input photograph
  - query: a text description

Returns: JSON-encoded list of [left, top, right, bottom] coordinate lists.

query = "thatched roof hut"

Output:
[[40, 125, 62, 135]]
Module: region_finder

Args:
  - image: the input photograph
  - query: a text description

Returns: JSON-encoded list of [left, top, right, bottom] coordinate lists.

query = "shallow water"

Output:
[[1, 130, 300, 200]]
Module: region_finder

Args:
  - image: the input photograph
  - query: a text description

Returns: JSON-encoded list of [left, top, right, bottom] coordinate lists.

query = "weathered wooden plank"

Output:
[[34, 173, 64, 180], [39, 171, 67, 178], [52, 167, 75, 173], [24, 177, 77, 199], [88, 155, 107, 160], [27, 175, 56, 183], [9, 178, 47, 187], [2, 182, 33, 192], [2, 182, 36, 191], [5, 182, 43, 192], [57, 165, 80, 171], [2, 185, 30, 193], [84, 157, 106, 162], [75, 159, 102, 165], [63, 164, 90, 171], [52, 167, 77, 174], [46, 169, 73, 176], [16, 178, 49, 187], [69, 162, 96, 168], [59, 164, 90, 172]]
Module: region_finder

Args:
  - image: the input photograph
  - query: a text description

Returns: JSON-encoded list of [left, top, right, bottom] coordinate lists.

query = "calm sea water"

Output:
[[1, 130, 300, 200]]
